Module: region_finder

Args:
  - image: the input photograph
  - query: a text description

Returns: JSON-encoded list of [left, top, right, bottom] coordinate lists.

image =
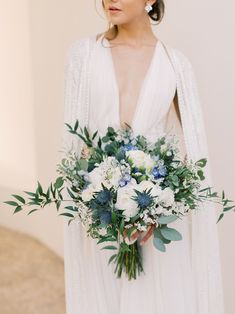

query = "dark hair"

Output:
[[101, 1, 165, 41]]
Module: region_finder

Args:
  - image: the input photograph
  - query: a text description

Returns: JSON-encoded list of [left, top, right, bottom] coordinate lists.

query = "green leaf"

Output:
[[160, 226, 182, 241], [216, 213, 224, 224], [4, 201, 19, 207], [111, 211, 117, 223], [68, 218, 75, 226], [196, 158, 207, 168], [79, 159, 88, 171], [56, 200, 61, 210], [54, 177, 64, 189], [65, 122, 73, 130], [64, 206, 78, 212], [36, 181, 43, 195], [74, 119, 79, 131], [197, 170, 205, 180], [222, 190, 225, 199], [23, 191, 36, 197], [153, 228, 171, 244], [92, 130, 98, 140], [158, 215, 178, 224], [223, 206, 235, 212], [153, 236, 166, 252], [27, 208, 39, 215], [108, 254, 117, 265], [11, 194, 25, 204], [119, 218, 125, 235], [102, 136, 110, 143], [13, 206, 23, 214], [101, 245, 117, 250], [127, 227, 136, 240], [66, 188, 76, 199], [59, 213, 75, 218]]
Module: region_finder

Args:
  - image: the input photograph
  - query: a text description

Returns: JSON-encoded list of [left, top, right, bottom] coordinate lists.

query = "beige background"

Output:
[[0, 0, 234, 312]]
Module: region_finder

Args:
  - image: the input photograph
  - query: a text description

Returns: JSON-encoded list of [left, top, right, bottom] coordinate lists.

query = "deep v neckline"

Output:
[[101, 35, 161, 130]]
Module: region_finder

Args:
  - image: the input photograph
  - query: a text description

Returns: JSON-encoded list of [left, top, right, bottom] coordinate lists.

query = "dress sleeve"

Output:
[[62, 39, 84, 156], [175, 50, 225, 313]]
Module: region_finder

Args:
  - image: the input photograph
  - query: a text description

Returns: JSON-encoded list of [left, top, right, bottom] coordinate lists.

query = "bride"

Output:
[[62, 1, 225, 313]]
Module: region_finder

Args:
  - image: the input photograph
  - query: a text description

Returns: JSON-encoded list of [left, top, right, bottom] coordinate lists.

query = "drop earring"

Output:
[[145, 3, 153, 13]]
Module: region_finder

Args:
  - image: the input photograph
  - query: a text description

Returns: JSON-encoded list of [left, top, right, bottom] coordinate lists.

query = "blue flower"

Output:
[[136, 192, 152, 209], [118, 173, 132, 187], [151, 165, 167, 179], [99, 210, 112, 225], [132, 167, 139, 173], [119, 178, 127, 187], [122, 144, 137, 151], [159, 165, 167, 176], [123, 173, 131, 182], [96, 190, 112, 205]]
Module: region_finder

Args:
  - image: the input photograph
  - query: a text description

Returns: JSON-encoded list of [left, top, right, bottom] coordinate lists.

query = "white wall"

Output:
[[0, 0, 234, 311]]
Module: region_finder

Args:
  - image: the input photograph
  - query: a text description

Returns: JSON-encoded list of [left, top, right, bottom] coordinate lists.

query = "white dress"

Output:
[[66, 34, 197, 314], [63, 34, 225, 314]]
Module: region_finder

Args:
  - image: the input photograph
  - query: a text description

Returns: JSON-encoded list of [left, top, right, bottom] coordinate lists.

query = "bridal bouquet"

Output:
[[4, 120, 235, 280]]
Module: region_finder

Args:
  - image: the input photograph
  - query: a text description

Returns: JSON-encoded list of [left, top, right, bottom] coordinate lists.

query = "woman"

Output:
[[62, 1, 225, 313]]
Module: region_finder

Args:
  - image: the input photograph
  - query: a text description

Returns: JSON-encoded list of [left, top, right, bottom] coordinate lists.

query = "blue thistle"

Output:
[[135, 192, 153, 209], [95, 190, 112, 205], [99, 210, 112, 225]]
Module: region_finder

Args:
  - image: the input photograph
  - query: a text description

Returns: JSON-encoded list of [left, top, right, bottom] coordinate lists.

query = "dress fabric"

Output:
[[68, 34, 198, 314]]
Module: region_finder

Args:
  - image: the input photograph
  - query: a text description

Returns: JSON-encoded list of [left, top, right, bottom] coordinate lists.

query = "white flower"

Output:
[[80, 183, 102, 202], [137, 180, 162, 198], [158, 187, 175, 207], [116, 183, 139, 218], [126, 150, 154, 170], [155, 205, 164, 214], [87, 156, 122, 189]]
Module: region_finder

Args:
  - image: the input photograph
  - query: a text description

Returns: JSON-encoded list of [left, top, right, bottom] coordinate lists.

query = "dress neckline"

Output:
[[96, 34, 162, 130]]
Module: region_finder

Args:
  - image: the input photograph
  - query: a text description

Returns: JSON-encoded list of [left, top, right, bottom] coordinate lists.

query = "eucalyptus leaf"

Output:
[[160, 226, 182, 241], [79, 159, 88, 171], [158, 215, 178, 224], [153, 237, 166, 252]]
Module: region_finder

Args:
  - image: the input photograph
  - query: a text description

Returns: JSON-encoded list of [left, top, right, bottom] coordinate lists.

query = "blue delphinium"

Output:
[[122, 143, 137, 152], [118, 173, 132, 187], [151, 165, 167, 179]]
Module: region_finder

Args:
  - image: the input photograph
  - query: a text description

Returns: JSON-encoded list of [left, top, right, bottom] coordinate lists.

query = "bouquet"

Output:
[[4, 120, 235, 280]]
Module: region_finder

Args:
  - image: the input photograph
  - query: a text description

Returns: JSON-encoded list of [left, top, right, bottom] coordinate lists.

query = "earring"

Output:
[[145, 3, 153, 13]]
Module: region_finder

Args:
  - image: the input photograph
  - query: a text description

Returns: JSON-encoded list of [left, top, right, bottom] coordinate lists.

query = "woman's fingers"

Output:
[[122, 224, 156, 246], [130, 230, 139, 241], [139, 224, 155, 246]]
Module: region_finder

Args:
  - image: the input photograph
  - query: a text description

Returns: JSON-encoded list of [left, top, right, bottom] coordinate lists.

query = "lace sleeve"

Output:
[[61, 39, 86, 156]]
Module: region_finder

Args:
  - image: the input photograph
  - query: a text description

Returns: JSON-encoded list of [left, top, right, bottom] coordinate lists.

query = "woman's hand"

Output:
[[123, 224, 156, 245]]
